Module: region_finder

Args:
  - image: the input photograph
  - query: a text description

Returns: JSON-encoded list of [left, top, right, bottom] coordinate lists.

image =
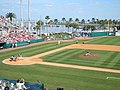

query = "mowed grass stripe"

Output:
[[88, 37, 110, 44], [87, 38, 103, 44], [93, 37, 111, 44], [23, 42, 73, 56], [0, 43, 57, 59], [113, 57, 120, 69], [43, 49, 77, 60], [55, 49, 85, 62], [88, 36, 120, 46], [44, 49, 82, 62], [66, 58, 98, 65], [106, 53, 120, 68], [19, 42, 69, 53], [0, 42, 73, 59], [42, 49, 67, 59], [0, 43, 55, 58], [60, 59, 100, 67], [103, 37, 120, 45], [93, 52, 114, 66], [101, 52, 119, 66]]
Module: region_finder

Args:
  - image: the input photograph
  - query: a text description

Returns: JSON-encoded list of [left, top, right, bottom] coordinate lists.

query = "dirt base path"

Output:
[[38, 62, 120, 73], [2, 44, 120, 73]]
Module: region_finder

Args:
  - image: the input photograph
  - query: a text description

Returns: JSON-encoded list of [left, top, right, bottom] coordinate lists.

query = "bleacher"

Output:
[[0, 15, 44, 49], [0, 78, 44, 90]]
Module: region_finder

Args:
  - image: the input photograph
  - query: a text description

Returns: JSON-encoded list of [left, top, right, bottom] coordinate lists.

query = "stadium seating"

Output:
[[0, 15, 44, 49], [0, 78, 44, 90]]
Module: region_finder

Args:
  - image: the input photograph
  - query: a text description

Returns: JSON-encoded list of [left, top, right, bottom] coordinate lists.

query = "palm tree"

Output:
[[62, 17, 66, 24], [54, 19, 58, 25], [45, 16, 50, 36], [81, 19, 85, 24], [75, 18, 79, 23], [72, 23, 79, 32], [68, 18, 73, 32], [34, 20, 44, 35], [96, 19, 100, 24], [54, 18, 58, 32], [87, 19, 90, 23], [69, 18, 73, 23], [91, 18, 95, 24], [65, 23, 70, 33], [36, 20, 44, 35], [45, 16, 50, 25], [49, 20, 54, 27], [61, 17, 66, 33], [104, 19, 108, 24], [6, 12, 16, 21]]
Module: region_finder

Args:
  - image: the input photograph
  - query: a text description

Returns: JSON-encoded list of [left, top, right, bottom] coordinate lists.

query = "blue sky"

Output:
[[0, 0, 120, 21]]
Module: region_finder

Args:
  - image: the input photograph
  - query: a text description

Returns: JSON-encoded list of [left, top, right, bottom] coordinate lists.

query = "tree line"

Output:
[[4, 13, 120, 33]]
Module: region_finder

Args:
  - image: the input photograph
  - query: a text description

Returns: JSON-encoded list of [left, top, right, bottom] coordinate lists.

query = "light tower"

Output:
[[20, 0, 22, 29], [28, 0, 30, 32]]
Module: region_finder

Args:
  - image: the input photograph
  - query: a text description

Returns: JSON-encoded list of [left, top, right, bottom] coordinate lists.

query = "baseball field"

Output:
[[0, 36, 120, 90]]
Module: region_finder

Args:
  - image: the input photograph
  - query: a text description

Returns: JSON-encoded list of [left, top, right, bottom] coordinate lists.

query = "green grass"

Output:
[[0, 36, 120, 90], [0, 42, 74, 59], [87, 36, 120, 45], [0, 64, 120, 90], [41, 49, 120, 70]]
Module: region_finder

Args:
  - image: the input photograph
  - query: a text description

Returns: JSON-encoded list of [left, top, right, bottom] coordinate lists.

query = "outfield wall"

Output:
[[3, 38, 44, 48], [91, 32, 109, 37]]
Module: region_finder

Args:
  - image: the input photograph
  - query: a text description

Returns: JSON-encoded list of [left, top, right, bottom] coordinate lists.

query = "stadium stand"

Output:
[[0, 15, 44, 49], [0, 78, 44, 90]]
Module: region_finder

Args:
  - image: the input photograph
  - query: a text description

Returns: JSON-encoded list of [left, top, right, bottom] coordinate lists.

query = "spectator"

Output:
[[16, 78, 27, 90]]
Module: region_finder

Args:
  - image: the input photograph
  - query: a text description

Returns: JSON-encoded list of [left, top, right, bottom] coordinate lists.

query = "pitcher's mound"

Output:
[[80, 54, 100, 58]]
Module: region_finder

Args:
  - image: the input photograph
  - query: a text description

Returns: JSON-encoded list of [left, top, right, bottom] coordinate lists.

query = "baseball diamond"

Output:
[[1, 36, 120, 90], [1, 1, 120, 89]]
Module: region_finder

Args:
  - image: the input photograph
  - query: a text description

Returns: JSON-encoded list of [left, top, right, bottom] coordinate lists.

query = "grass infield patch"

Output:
[[41, 49, 120, 69]]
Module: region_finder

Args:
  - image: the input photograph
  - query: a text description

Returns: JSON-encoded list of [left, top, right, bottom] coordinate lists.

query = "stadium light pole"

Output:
[[40, 16, 42, 36], [28, 0, 30, 32], [20, 0, 22, 29], [108, 20, 110, 31]]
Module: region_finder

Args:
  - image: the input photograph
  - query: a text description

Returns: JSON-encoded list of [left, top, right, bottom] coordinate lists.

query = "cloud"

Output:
[[94, 1, 111, 6], [44, 3, 54, 7], [64, 2, 84, 10]]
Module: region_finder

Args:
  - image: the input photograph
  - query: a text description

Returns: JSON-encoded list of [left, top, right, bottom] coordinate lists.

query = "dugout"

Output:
[[0, 42, 5, 49]]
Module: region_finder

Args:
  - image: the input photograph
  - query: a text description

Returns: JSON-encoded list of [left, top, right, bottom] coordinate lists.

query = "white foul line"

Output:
[[106, 77, 120, 80]]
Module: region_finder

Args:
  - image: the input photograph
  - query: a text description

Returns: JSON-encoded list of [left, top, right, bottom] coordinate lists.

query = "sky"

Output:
[[0, 0, 120, 21]]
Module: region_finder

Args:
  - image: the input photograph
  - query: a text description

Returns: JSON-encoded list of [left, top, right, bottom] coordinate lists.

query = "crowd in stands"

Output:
[[0, 78, 27, 90], [0, 15, 39, 44]]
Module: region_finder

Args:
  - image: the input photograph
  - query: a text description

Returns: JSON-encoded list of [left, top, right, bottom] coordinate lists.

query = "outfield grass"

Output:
[[0, 36, 120, 90], [42, 49, 120, 69], [0, 63, 120, 90], [87, 36, 120, 45]]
